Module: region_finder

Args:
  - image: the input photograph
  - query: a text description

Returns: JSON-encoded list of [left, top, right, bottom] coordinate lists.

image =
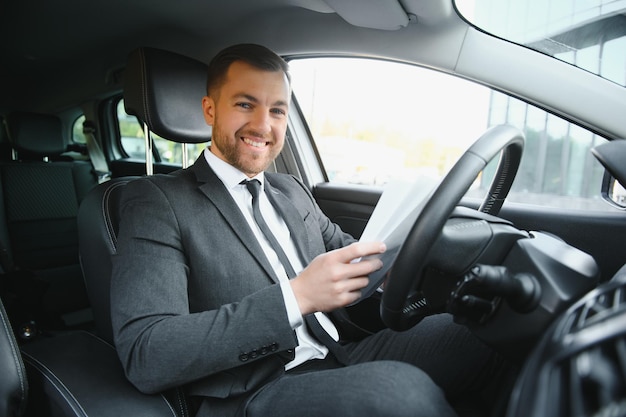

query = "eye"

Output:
[[271, 108, 286, 116], [236, 102, 252, 109]]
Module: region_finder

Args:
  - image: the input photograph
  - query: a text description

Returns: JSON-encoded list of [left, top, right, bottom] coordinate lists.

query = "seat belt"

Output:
[[82, 120, 111, 183]]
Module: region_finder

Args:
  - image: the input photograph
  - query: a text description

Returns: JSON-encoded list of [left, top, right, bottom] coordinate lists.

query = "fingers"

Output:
[[342, 276, 370, 291], [334, 276, 369, 296], [291, 241, 387, 315], [333, 241, 387, 264], [321, 276, 368, 307], [329, 241, 385, 278]]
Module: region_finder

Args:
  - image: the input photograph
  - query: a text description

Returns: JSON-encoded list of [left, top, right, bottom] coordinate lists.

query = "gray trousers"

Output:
[[243, 314, 509, 417]]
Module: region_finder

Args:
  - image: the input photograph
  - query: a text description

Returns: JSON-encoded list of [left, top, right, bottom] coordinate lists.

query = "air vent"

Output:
[[556, 282, 626, 338], [508, 279, 626, 417], [553, 334, 626, 416], [550, 282, 626, 416]]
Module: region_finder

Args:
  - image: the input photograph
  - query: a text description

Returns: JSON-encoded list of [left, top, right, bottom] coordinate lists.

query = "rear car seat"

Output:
[[0, 111, 98, 336]]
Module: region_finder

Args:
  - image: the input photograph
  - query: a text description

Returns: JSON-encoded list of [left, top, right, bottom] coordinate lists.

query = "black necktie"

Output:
[[244, 179, 348, 364]]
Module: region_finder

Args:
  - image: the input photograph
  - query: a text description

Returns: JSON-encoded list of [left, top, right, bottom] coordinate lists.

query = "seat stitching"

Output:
[[22, 353, 88, 417], [0, 302, 27, 405]]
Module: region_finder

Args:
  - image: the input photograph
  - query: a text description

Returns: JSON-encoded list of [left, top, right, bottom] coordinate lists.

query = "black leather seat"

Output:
[[74, 47, 211, 416], [78, 46, 211, 345], [77, 178, 136, 343], [20, 329, 181, 417], [0, 46, 212, 417], [0, 298, 27, 417], [0, 47, 211, 417], [0, 110, 179, 417]]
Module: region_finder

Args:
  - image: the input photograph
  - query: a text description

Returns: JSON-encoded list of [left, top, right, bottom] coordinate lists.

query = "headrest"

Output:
[[124, 47, 212, 144], [5, 111, 66, 156]]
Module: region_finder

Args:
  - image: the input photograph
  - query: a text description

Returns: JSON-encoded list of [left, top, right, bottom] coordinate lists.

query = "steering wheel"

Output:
[[380, 124, 524, 331]]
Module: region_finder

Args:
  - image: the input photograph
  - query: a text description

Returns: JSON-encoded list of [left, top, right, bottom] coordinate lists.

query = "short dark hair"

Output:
[[206, 43, 290, 97]]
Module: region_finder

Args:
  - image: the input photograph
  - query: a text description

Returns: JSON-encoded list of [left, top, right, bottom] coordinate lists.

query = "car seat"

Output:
[[76, 46, 211, 415], [0, 297, 27, 417], [0, 111, 98, 334], [78, 46, 211, 344], [0, 46, 210, 417]]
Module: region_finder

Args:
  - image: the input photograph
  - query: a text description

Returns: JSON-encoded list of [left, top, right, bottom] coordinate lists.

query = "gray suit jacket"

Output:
[[111, 154, 355, 413]]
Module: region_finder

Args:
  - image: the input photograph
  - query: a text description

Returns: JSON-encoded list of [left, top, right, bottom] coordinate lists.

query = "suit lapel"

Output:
[[190, 156, 280, 283], [264, 177, 312, 266]]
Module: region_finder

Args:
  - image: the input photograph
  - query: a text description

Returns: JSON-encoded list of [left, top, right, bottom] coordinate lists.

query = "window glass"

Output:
[[116, 100, 208, 165], [289, 57, 613, 211], [603, 36, 626, 85], [72, 115, 86, 144], [455, 0, 626, 87]]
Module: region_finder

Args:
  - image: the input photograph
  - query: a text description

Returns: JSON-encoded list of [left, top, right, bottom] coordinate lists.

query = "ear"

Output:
[[202, 96, 215, 126]]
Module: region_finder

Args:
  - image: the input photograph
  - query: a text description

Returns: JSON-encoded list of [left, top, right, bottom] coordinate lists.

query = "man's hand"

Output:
[[290, 241, 386, 315]]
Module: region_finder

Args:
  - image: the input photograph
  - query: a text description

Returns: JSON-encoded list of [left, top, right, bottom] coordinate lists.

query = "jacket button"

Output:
[[250, 350, 258, 359], [270, 343, 279, 352], [239, 353, 249, 362]]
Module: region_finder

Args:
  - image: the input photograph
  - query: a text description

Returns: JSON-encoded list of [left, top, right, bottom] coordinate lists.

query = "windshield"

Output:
[[455, 0, 626, 87]]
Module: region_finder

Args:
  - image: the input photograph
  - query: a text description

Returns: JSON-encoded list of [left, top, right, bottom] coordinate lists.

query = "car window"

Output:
[[116, 99, 208, 166], [454, 0, 626, 87], [289, 57, 612, 211], [72, 115, 87, 144]]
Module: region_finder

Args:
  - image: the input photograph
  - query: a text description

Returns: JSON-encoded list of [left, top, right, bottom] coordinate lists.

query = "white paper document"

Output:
[[354, 176, 439, 301]]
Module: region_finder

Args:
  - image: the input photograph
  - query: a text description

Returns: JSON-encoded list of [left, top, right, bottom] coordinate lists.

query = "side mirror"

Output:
[[601, 171, 626, 209], [592, 140, 626, 210]]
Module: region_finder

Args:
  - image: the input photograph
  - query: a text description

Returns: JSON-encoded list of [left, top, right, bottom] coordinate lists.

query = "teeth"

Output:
[[243, 137, 266, 148]]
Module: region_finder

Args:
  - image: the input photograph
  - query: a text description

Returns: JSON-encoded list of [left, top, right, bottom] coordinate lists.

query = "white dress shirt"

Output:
[[204, 148, 339, 369]]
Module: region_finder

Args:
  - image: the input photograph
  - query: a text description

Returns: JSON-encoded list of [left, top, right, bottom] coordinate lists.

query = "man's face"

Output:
[[202, 61, 290, 177]]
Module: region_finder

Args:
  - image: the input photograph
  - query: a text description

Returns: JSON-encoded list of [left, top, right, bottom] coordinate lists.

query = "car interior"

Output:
[[1, 0, 625, 416]]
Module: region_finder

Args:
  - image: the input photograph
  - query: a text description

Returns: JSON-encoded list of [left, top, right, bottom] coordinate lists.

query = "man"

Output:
[[111, 44, 505, 417]]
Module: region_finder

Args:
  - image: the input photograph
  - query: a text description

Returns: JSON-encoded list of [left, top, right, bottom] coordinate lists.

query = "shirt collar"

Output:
[[204, 147, 265, 190]]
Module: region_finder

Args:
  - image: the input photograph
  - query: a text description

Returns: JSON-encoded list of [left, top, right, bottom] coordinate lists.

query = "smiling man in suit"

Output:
[[111, 43, 504, 417]]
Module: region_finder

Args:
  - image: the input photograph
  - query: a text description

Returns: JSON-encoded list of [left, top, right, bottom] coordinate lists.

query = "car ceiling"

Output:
[[0, 0, 456, 114]]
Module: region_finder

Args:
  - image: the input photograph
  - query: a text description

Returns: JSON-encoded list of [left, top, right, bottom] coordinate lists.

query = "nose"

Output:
[[248, 108, 272, 135]]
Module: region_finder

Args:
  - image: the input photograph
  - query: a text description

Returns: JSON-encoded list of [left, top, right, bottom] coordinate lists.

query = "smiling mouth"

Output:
[[242, 137, 269, 148]]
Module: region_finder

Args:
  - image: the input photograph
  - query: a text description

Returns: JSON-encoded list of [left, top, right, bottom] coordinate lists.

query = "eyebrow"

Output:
[[234, 93, 288, 108]]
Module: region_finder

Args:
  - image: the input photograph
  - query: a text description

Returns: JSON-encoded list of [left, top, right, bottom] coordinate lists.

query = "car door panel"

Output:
[[313, 183, 379, 240]]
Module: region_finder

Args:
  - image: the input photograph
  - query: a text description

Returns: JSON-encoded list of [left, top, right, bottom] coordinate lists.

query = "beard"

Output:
[[210, 118, 282, 177]]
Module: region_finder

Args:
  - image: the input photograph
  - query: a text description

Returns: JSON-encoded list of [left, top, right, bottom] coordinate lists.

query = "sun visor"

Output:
[[323, 0, 410, 30]]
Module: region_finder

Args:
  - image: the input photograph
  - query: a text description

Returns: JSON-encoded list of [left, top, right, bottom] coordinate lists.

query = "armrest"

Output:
[[20, 331, 179, 417]]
